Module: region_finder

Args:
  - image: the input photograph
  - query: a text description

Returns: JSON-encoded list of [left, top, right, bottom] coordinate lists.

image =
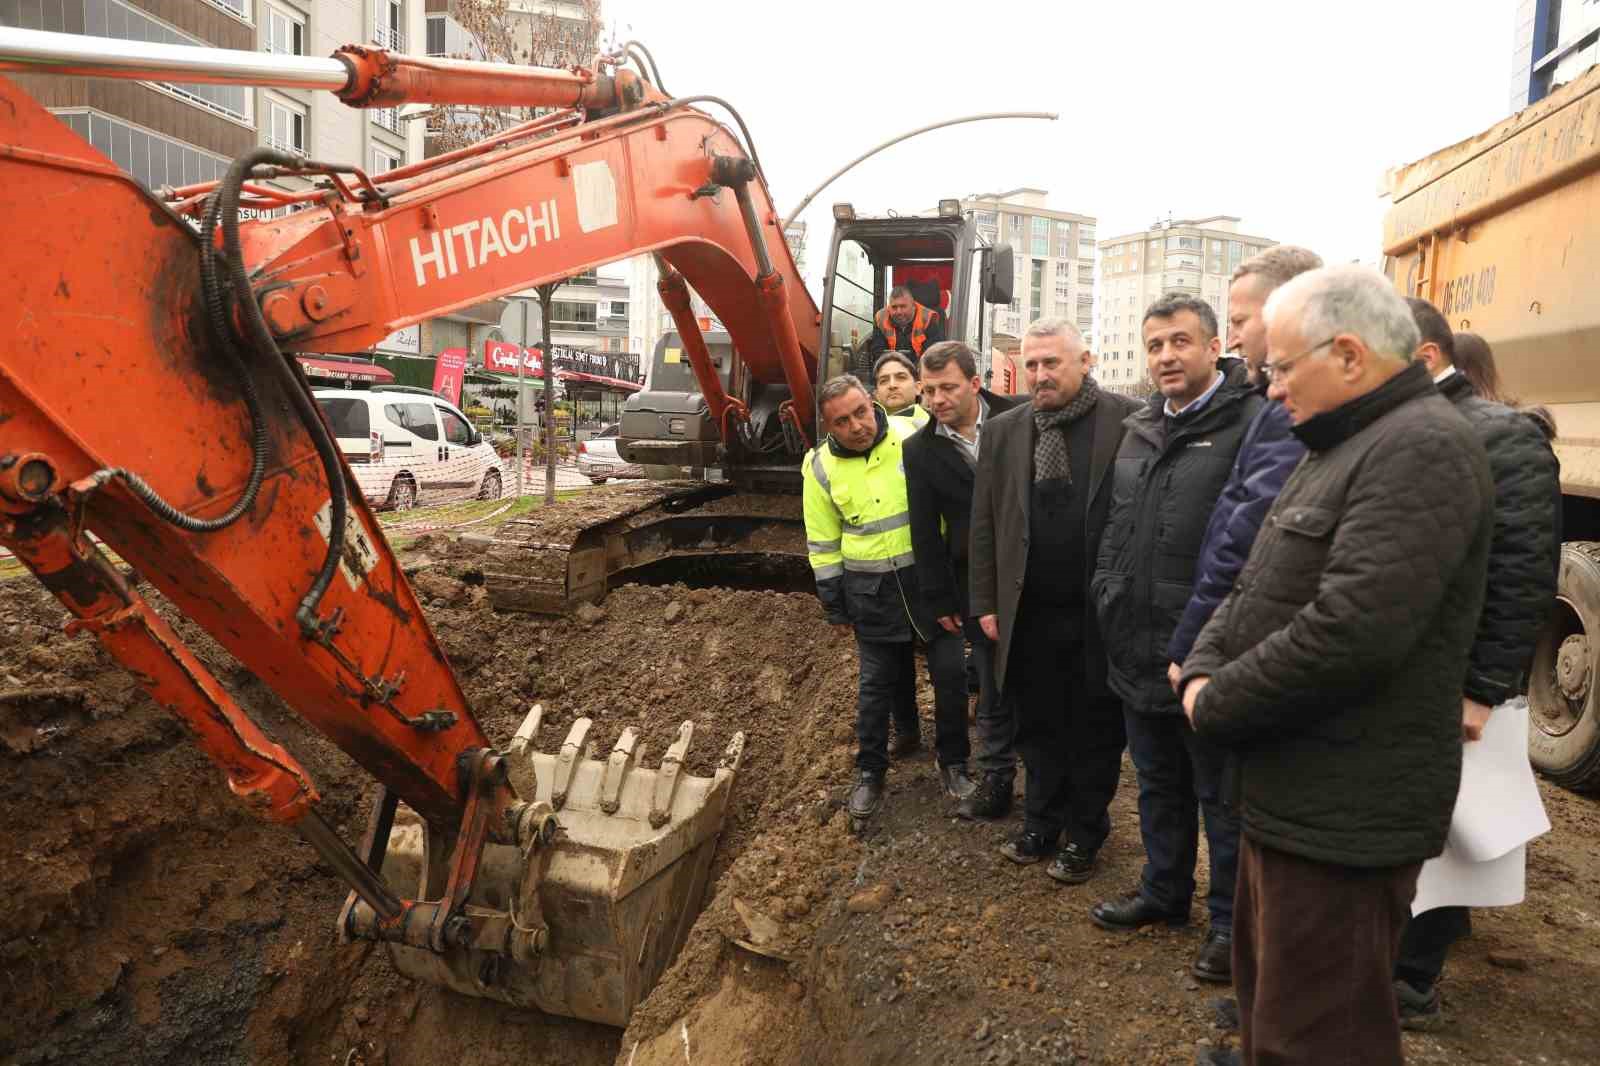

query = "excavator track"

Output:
[[480, 482, 807, 614]]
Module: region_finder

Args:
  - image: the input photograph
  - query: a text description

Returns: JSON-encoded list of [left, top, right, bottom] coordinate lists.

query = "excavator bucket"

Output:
[[375, 706, 746, 1027]]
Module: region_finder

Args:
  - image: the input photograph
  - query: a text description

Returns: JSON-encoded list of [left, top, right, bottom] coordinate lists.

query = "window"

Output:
[[267, 98, 307, 155], [374, 0, 404, 50], [54, 110, 230, 192], [384, 402, 438, 441], [436, 406, 472, 445], [1166, 235, 1203, 251], [427, 15, 447, 55], [264, 5, 305, 55], [1031, 216, 1050, 255], [373, 107, 402, 134], [1055, 221, 1073, 258], [317, 398, 369, 437], [550, 301, 598, 330], [607, 300, 629, 318], [11, 1, 256, 123], [204, 0, 250, 19], [1078, 226, 1095, 245], [371, 146, 403, 174]]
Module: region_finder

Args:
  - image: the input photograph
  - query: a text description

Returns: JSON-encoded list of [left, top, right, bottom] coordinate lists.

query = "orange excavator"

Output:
[[0, 27, 837, 1026]]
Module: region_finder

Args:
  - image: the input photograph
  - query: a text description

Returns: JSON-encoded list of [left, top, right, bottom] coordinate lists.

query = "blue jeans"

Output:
[[1123, 707, 1239, 932]]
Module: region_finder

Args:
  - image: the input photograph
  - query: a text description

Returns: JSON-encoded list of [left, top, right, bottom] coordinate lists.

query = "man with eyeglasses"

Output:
[[1179, 266, 1493, 1066], [1089, 293, 1262, 943], [1163, 246, 1322, 985]]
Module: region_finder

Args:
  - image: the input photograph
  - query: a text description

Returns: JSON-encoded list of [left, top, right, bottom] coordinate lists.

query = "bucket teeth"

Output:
[[721, 731, 747, 774], [507, 703, 544, 801], [600, 726, 642, 814], [551, 716, 592, 809], [649, 721, 695, 828]]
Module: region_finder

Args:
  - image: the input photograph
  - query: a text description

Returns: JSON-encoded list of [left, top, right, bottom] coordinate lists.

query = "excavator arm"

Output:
[[0, 28, 804, 1026]]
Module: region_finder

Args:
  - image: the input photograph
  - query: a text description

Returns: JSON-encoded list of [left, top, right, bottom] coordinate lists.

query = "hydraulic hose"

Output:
[[213, 147, 351, 634], [78, 170, 271, 531]]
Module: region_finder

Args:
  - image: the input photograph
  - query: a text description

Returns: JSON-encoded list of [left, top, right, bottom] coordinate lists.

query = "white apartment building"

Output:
[[1095, 216, 1275, 394], [965, 189, 1097, 343]]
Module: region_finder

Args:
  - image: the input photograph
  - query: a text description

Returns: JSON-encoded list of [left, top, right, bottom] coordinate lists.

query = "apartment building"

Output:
[[965, 189, 1097, 344], [1095, 216, 1275, 395]]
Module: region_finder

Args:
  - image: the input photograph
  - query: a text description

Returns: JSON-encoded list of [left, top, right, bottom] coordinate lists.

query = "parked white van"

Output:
[[314, 386, 504, 510]]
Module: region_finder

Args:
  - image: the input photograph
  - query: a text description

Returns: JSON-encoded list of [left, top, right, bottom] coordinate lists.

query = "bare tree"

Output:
[[426, 0, 604, 154]]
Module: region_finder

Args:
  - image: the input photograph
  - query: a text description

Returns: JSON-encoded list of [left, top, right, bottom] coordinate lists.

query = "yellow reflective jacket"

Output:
[[802, 409, 925, 639]]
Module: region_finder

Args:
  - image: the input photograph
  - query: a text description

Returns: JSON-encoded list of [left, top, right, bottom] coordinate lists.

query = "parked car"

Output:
[[314, 386, 504, 510], [577, 424, 645, 484]]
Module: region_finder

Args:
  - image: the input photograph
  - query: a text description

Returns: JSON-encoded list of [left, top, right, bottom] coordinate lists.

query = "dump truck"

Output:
[[1383, 61, 1600, 791]]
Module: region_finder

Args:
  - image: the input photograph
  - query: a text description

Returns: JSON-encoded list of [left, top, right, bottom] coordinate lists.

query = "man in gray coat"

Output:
[[970, 318, 1137, 883]]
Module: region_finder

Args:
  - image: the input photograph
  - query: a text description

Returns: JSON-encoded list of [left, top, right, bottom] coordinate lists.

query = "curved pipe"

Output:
[[782, 111, 1059, 230]]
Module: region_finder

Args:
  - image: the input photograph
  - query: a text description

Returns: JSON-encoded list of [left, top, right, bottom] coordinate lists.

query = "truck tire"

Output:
[[1528, 541, 1600, 791]]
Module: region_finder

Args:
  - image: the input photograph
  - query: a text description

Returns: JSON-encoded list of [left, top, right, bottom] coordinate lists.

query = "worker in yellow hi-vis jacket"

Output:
[[803, 374, 938, 831]]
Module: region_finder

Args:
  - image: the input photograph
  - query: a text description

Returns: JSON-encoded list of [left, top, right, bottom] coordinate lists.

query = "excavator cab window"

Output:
[[827, 238, 876, 378]]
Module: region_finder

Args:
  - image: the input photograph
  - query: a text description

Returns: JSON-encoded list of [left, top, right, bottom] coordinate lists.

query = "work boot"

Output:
[[938, 761, 977, 801], [999, 830, 1053, 865], [957, 771, 1013, 821], [1195, 1048, 1241, 1066], [1395, 978, 1443, 1031], [847, 770, 886, 823], [1210, 996, 1240, 1032], [1045, 842, 1098, 885], [1089, 891, 1190, 931], [887, 730, 922, 760], [1192, 928, 1233, 983]]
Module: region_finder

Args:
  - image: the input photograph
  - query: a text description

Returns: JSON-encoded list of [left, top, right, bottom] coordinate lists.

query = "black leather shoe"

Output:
[[1192, 928, 1233, 983], [999, 830, 1053, 865], [938, 761, 977, 800], [1195, 1047, 1240, 1066], [957, 771, 1013, 821], [1210, 996, 1239, 1032], [1089, 890, 1190, 931], [1046, 842, 1098, 885], [887, 732, 922, 760], [847, 771, 885, 820]]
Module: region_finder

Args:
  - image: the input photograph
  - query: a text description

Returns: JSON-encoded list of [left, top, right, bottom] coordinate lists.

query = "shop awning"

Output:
[[560, 370, 643, 393], [298, 357, 395, 384]]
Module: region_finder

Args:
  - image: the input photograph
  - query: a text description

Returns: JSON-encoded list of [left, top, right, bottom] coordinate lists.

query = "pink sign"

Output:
[[432, 347, 468, 405]]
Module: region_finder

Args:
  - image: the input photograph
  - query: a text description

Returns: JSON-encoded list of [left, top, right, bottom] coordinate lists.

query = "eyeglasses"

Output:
[[1259, 337, 1336, 383]]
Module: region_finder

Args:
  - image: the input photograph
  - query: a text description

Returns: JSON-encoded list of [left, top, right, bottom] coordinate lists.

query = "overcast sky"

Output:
[[601, 0, 1513, 294]]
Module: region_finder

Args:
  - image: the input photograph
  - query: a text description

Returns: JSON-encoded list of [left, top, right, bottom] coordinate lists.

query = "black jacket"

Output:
[[970, 389, 1139, 692], [904, 390, 1021, 623], [1092, 375, 1263, 714], [1437, 371, 1562, 705], [1180, 363, 1493, 868], [1168, 392, 1307, 665]]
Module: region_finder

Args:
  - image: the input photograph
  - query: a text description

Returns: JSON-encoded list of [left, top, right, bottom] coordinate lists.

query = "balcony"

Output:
[[373, 107, 402, 134], [374, 26, 405, 51]]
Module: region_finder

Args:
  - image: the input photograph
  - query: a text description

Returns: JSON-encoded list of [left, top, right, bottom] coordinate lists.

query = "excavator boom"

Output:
[[0, 29, 816, 1025]]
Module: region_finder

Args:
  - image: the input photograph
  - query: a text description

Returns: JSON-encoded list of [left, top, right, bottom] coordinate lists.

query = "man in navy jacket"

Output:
[[1164, 245, 1322, 985]]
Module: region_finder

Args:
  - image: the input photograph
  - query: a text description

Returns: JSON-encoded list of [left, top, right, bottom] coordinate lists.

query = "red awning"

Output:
[[297, 357, 395, 384]]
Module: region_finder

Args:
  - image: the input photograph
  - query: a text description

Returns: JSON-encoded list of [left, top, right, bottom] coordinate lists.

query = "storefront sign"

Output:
[[483, 339, 544, 374], [433, 348, 468, 405], [378, 324, 421, 355]]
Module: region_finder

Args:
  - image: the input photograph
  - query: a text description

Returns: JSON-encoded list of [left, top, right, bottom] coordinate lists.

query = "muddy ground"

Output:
[[3, 519, 1599, 1066]]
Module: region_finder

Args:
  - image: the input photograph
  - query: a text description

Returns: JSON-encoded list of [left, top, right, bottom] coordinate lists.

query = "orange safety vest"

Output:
[[875, 302, 936, 356]]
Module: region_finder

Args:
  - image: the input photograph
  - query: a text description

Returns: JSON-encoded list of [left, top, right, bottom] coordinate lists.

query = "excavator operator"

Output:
[[866, 285, 946, 360]]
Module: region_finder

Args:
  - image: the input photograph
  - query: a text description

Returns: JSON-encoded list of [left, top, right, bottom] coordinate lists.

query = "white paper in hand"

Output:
[[1448, 697, 1551, 863]]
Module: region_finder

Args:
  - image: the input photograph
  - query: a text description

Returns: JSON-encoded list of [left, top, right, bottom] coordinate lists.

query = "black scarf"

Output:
[[1032, 376, 1100, 483]]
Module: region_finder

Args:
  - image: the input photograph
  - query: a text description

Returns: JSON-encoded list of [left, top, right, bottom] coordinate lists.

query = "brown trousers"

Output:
[[1235, 835, 1422, 1066]]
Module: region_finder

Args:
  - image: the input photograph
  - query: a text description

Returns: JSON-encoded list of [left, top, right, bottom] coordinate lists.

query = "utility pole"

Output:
[[535, 281, 560, 505], [516, 297, 529, 497]]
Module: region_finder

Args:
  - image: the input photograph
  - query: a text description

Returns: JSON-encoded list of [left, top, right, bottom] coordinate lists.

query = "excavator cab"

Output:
[[818, 204, 1015, 394]]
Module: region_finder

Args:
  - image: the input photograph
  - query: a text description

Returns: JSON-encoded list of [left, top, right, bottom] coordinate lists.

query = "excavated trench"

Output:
[[0, 552, 858, 1066]]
